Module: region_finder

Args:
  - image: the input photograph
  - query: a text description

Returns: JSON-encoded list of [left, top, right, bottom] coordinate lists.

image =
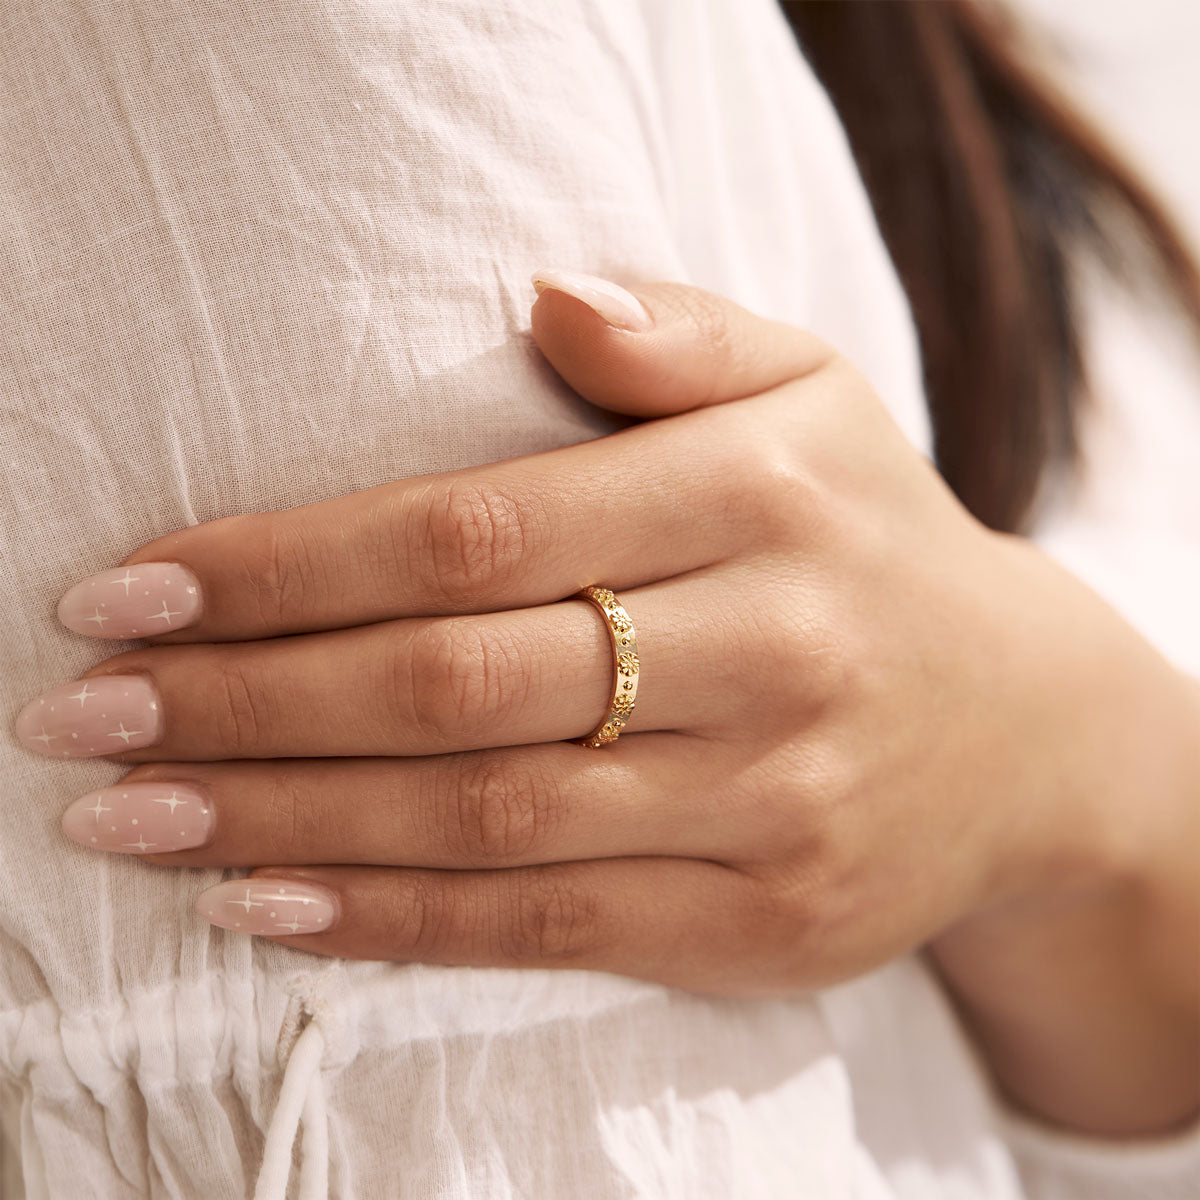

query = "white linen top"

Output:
[[1, 1, 1197, 1197]]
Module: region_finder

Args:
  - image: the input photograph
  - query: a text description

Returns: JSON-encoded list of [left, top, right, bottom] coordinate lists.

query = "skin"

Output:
[[31, 281, 1200, 1138]]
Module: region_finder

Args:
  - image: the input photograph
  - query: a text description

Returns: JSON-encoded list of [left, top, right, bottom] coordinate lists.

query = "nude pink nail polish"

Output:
[[62, 782, 213, 854], [14, 675, 163, 758], [195, 879, 338, 935], [57, 562, 202, 639], [530, 268, 654, 332]]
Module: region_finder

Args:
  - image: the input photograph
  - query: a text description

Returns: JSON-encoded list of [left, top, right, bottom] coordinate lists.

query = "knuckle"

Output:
[[742, 858, 837, 973], [420, 480, 541, 606], [730, 438, 825, 544], [736, 870, 794, 939], [404, 619, 529, 743], [774, 756, 852, 895], [717, 589, 845, 721], [260, 768, 328, 860], [212, 659, 270, 753], [448, 753, 564, 864], [785, 862, 844, 960], [241, 518, 325, 630], [694, 407, 815, 547], [776, 607, 853, 711], [677, 291, 741, 404], [500, 873, 598, 963], [376, 873, 450, 957], [801, 735, 857, 821]]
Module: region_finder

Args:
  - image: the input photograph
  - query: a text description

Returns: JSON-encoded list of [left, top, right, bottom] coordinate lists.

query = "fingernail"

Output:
[[195, 879, 338, 935], [57, 563, 203, 639], [14, 675, 163, 758], [530, 268, 654, 332], [62, 782, 213, 854]]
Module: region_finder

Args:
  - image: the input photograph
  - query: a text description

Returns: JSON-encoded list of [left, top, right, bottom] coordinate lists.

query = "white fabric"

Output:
[[0, 0, 1196, 1197]]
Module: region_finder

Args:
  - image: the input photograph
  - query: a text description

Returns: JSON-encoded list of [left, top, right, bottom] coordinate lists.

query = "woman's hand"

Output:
[[16, 274, 1199, 1131]]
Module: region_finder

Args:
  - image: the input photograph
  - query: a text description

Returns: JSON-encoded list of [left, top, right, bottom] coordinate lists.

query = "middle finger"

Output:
[[17, 573, 734, 762]]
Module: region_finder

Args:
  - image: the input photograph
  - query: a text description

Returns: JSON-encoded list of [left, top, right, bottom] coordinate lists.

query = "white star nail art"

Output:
[[112, 570, 141, 596], [151, 791, 187, 814], [123, 838, 155, 852], [67, 682, 96, 707], [276, 919, 304, 934], [30, 727, 55, 746], [149, 602, 183, 625], [84, 608, 109, 629], [226, 888, 265, 913], [107, 723, 143, 744], [87, 796, 111, 821]]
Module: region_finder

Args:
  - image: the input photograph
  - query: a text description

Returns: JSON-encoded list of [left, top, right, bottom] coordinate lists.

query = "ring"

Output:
[[574, 585, 640, 748]]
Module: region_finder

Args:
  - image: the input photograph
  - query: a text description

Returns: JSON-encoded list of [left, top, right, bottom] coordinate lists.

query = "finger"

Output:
[[57, 396, 772, 644], [23, 573, 738, 761], [59, 281, 833, 646], [195, 859, 776, 996], [529, 272, 834, 418], [63, 733, 762, 870]]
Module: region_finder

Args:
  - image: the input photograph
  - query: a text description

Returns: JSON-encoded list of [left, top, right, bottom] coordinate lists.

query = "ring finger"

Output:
[[60, 732, 768, 869]]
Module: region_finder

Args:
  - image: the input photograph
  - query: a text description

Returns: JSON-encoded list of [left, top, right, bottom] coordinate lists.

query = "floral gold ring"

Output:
[[574, 585, 640, 748]]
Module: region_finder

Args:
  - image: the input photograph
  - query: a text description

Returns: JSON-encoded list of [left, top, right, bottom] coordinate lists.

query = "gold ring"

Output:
[[574, 585, 640, 747]]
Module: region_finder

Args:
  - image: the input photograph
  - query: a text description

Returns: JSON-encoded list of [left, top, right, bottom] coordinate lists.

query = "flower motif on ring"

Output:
[[589, 588, 617, 607], [610, 692, 635, 718], [609, 609, 633, 634], [616, 651, 639, 677]]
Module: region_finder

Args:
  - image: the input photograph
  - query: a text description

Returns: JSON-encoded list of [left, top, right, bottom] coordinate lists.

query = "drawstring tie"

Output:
[[255, 970, 342, 1200], [255, 1018, 328, 1200]]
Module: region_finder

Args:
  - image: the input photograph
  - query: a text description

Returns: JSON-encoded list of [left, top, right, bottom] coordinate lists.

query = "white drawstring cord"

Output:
[[298, 1052, 329, 1200], [254, 1018, 328, 1200]]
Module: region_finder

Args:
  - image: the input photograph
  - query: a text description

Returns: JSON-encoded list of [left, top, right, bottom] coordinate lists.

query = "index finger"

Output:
[[55, 406, 747, 643], [56, 284, 831, 643]]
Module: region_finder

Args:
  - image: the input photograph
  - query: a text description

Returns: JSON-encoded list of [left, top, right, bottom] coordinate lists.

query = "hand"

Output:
[[16, 275, 1194, 1014]]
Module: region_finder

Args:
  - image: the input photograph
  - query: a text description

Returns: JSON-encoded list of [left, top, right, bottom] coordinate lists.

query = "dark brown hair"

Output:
[[781, 0, 1200, 532]]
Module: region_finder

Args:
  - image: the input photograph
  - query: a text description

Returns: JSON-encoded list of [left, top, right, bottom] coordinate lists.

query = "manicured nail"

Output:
[[62, 782, 213, 854], [14, 675, 163, 758], [195, 879, 338, 935], [530, 268, 654, 332], [57, 562, 202, 639]]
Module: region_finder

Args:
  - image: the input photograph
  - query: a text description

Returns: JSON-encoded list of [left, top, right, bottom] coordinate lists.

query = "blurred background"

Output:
[[1027, 0, 1198, 247], [1001, 0, 1200, 674]]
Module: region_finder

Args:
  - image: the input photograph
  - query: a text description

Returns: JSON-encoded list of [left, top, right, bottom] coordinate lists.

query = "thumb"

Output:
[[529, 268, 833, 418]]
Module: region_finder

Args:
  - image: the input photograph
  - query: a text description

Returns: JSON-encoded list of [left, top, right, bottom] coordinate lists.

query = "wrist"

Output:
[[980, 532, 1198, 905], [927, 535, 1200, 1135]]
